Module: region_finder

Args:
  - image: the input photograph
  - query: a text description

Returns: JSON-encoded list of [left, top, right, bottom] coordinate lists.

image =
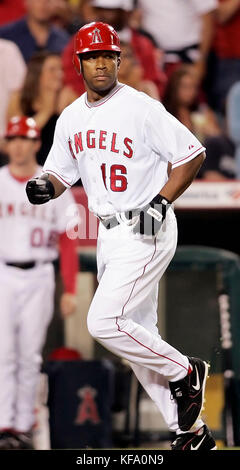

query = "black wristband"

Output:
[[151, 193, 172, 206]]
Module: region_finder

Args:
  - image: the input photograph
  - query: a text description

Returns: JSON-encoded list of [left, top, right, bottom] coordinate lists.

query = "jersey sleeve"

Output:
[[192, 0, 218, 14], [42, 111, 80, 187], [169, 115, 206, 169], [145, 103, 205, 168], [144, 102, 179, 163]]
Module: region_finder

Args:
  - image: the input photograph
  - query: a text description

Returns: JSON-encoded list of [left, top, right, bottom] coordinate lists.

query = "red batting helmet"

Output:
[[73, 21, 121, 75], [5, 116, 40, 139]]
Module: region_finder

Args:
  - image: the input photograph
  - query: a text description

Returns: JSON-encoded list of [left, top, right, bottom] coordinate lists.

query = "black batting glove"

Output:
[[133, 194, 171, 236], [26, 173, 55, 205]]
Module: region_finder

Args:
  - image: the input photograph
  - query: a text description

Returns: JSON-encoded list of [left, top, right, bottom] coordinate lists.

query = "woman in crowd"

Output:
[[163, 65, 236, 180], [162, 64, 221, 142], [7, 51, 77, 165]]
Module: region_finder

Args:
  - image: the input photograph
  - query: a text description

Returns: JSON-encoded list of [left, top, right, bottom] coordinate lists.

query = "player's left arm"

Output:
[[159, 151, 206, 202]]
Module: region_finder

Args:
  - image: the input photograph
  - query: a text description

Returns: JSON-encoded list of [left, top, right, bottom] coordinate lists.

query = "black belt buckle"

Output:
[[6, 261, 36, 269], [98, 215, 119, 230], [104, 217, 120, 230]]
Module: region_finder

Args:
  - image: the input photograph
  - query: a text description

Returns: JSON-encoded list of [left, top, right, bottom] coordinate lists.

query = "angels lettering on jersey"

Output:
[[0, 200, 57, 224], [0, 166, 79, 262], [68, 129, 134, 160]]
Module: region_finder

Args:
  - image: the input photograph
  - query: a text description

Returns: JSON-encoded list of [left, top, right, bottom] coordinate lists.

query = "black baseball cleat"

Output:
[[12, 432, 33, 449], [0, 430, 20, 450], [171, 424, 217, 450], [0, 430, 33, 450], [169, 357, 209, 431]]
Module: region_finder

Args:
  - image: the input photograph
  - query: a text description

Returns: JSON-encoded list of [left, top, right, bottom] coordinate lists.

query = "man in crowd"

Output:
[[0, 0, 70, 63]]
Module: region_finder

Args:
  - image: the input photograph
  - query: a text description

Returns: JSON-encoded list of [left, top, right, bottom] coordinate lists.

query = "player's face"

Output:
[[6, 137, 40, 166], [81, 50, 121, 95]]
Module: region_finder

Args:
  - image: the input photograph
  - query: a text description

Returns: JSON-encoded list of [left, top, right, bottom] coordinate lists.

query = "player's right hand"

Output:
[[26, 174, 55, 205]]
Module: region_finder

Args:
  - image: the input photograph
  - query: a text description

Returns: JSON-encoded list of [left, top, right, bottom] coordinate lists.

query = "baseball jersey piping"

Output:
[[44, 169, 72, 187], [115, 237, 188, 373], [173, 146, 204, 166], [84, 84, 125, 108]]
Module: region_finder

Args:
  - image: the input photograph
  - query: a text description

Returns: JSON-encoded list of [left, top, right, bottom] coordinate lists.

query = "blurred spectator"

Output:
[[0, 0, 26, 26], [137, 0, 217, 82], [48, 0, 82, 34], [62, 0, 167, 98], [0, 0, 70, 63], [0, 39, 26, 162], [162, 64, 236, 181], [209, 0, 240, 114], [7, 51, 77, 165], [200, 134, 236, 180], [0, 115, 79, 449], [48, 0, 73, 29], [226, 81, 240, 178], [162, 65, 221, 142], [118, 42, 159, 99]]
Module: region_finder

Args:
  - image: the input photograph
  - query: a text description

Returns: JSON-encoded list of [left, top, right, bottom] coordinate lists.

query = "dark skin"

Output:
[[48, 50, 206, 201], [80, 49, 121, 100]]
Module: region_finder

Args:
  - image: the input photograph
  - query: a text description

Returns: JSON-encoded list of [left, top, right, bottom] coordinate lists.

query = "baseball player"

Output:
[[0, 116, 79, 449], [26, 22, 217, 450]]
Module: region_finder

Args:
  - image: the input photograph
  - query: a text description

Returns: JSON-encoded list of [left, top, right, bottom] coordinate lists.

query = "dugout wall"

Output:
[[165, 246, 240, 446]]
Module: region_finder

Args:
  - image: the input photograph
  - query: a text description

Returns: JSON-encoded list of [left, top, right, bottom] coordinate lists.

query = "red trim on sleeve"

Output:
[[44, 170, 72, 187], [173, 147, 204, 166], [59, 232, 79, 294]]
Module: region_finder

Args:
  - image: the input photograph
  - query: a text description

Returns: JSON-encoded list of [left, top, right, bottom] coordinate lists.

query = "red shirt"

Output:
[[131, 30, 166, 97], [0, 0, 26, 26], [214, 0, 240, 58], [62, 29, 166, 98], [59, 232, 79, 294]]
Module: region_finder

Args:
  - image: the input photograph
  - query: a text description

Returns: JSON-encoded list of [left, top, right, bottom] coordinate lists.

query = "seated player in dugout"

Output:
[[0, 116, 79, 450], [26, 22, 217, 451]]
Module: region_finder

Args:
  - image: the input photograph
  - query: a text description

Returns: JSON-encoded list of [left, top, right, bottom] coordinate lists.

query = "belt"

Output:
[[98, 210, 139, 230], [98, 215, 120, 230], [5, 261, 47, 270], [165, 43, 199, 63]]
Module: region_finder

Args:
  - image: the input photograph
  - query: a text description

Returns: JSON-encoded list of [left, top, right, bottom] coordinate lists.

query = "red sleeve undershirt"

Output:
[[59, 231, 79, 294]]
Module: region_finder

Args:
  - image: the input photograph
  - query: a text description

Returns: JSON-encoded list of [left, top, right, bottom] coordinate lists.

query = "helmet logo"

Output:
[[90, 27, 103, 45]]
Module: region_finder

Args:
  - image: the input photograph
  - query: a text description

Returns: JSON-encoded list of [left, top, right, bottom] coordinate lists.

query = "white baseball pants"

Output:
[[87, 208, 204, 432], [0, 262, 55, 432]]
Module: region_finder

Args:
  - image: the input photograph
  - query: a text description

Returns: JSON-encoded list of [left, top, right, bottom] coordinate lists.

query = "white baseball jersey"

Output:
[[43, 83, 205, 217], [0, 165, 78, 263]]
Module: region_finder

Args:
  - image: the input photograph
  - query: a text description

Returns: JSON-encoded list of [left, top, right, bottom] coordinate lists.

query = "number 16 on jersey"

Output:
[[101, 163, 128, 192]]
